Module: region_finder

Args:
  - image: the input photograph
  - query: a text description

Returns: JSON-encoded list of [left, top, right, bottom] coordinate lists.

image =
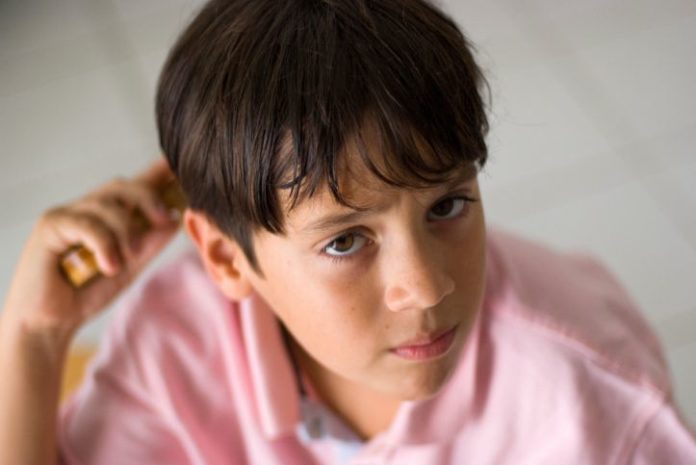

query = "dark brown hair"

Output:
[[156, 0, 489, 273]]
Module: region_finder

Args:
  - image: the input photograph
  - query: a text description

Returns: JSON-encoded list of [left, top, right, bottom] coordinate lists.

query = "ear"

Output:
[[183, 209, 254, 301]]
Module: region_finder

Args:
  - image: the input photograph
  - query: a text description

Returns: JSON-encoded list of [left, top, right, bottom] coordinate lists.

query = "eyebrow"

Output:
[[300, 166, 477, 234], [302, 207, 382, 235]]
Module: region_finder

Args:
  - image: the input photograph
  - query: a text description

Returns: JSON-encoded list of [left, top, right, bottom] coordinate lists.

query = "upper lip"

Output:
[[392, 325, 457, 348]]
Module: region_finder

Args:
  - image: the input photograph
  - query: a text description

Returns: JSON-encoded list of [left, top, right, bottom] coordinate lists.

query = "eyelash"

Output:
[[321, 194, 479, 265]]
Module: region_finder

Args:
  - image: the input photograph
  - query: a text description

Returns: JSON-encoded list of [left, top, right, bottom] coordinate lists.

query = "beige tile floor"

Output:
[[0, 0, 694, 426]]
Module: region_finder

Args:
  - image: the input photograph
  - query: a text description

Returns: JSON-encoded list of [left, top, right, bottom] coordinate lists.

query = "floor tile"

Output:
[[96, 0, 196, 58], [0, 0, 95, 58], [0, 221, 33, 304], [666, 340, 696, 428], [0, 64, 154, 192], [644, 150, 696, 252], [445, 0, 546, 73], [569, 14, 696, 147], [484, 61, 614, 189], [0, 147, 163, 229], [653, 309, 696, 351], [518, 0, 696, 51], [0, 33, 120, 99], [108, 0, 203, 26], [480, 146, 630, 223], [502, 177, 696, 324]]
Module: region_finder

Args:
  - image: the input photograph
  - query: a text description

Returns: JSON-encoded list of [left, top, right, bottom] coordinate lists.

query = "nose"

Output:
[[383, 233, 455, 313]]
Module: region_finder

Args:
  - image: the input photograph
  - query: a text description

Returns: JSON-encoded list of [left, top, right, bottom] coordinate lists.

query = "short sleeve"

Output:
[[59, 370, 188, 465], [57, 254, 250, 465], [58, 300, 190, 465], [629, 402, 696, 465]]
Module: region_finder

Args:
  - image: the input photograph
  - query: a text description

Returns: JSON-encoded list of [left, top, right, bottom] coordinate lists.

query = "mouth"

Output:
[[389, 324, 459, 361]]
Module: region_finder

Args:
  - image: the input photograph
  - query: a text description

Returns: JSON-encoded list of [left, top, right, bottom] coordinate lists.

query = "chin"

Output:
[[391, 331, 468, 401], [393, 356, 460, 401]]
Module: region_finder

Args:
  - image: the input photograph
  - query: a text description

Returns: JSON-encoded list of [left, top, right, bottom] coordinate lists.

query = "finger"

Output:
[[72, 198, 134, 259], [134, 157, 175, 189], [41, 208, 123, 276], [61, 173, 181, 276], [95, 178, 174, 228], [125, 223, 179, 275], [75, 224, 179, 318]]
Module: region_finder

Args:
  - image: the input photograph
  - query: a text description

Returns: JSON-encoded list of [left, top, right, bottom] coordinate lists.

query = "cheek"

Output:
[[308, 274, 377, 344], [451, 212, 487, 308], [263, 255, 379, 360]]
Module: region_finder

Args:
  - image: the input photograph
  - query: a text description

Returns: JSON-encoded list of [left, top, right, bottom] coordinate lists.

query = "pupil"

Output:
[[334, 234, 354, 252], [433, 199, 453, 216]]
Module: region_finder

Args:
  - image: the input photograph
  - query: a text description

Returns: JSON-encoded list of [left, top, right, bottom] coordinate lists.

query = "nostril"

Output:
[[385, 286, 410, 312], [384, 272, 454, 312]]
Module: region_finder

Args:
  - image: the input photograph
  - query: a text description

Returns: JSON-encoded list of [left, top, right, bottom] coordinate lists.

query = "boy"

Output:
[[1, 0, 695, 464]]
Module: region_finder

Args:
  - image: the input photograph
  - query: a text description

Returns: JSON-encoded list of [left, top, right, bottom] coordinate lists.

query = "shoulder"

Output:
[[483, 226, 669, 395], [83, 248, 243, 404], [59, 250, 250, 463], [112, 248, 233, 352], [471, 228, 677, 460], [120, 247, 225, 320]]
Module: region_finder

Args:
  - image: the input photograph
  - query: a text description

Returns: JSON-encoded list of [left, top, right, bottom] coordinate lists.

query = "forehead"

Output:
[[279, 155, 388, 230], [280, 156, 477, 236], [274, 118, 478, 233]]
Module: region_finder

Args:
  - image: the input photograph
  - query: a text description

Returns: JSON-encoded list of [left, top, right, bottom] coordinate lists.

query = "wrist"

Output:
[[0, 312, 75, 363]]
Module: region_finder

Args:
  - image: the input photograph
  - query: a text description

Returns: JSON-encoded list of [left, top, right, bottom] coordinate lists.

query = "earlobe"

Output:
[[183, 209, 255, 301]]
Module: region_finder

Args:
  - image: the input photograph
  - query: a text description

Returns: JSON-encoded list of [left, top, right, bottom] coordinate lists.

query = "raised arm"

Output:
[[0, 159, 180, 465]]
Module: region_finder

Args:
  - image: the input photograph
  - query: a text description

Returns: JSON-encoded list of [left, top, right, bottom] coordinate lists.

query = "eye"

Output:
[[323, 232, 368, 258], [427, 195, 477, 221]]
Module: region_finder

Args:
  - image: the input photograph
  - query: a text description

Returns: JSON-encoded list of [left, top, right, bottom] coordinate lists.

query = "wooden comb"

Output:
[[59, 181, 187, 288]]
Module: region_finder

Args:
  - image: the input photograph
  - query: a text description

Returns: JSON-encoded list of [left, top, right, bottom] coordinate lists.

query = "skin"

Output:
[[0, 159, 180, 465], [186, 152, 487, 439]]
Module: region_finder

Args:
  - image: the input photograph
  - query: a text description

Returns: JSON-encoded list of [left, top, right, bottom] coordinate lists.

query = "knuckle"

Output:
[[36, 211, 56, 231], [41, 206, 65, 222], [97, 196, 124, 210], [74, 211, 107, 232], [132, 181, 154, 197], [38, 205, 75, 229], [75, 197, 100, 210], [102, 177, 129, 194]]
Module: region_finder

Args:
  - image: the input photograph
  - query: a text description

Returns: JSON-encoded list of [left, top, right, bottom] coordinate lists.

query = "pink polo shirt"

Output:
[[59, 227, 696, 464]]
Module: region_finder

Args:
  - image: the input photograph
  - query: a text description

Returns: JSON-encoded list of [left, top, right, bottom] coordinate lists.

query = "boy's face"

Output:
[[237, 151, 487, 402]]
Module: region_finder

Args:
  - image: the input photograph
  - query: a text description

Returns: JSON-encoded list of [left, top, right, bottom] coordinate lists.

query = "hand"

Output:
[[1, 158, 181, 341]]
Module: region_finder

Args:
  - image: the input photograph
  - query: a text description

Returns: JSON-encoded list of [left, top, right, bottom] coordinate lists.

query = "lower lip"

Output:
[[390, 326, 458, 361]]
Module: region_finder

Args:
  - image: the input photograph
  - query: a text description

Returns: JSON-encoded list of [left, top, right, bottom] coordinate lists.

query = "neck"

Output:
[[289, 340, 401, 441]]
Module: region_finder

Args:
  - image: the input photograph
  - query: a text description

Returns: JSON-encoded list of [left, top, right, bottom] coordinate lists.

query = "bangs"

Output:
[[265, 0, 489, 220], [275, 110, 484, 215]]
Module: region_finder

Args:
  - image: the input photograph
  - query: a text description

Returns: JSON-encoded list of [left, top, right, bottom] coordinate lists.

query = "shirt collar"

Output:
[[239, 292, 300, 439]]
